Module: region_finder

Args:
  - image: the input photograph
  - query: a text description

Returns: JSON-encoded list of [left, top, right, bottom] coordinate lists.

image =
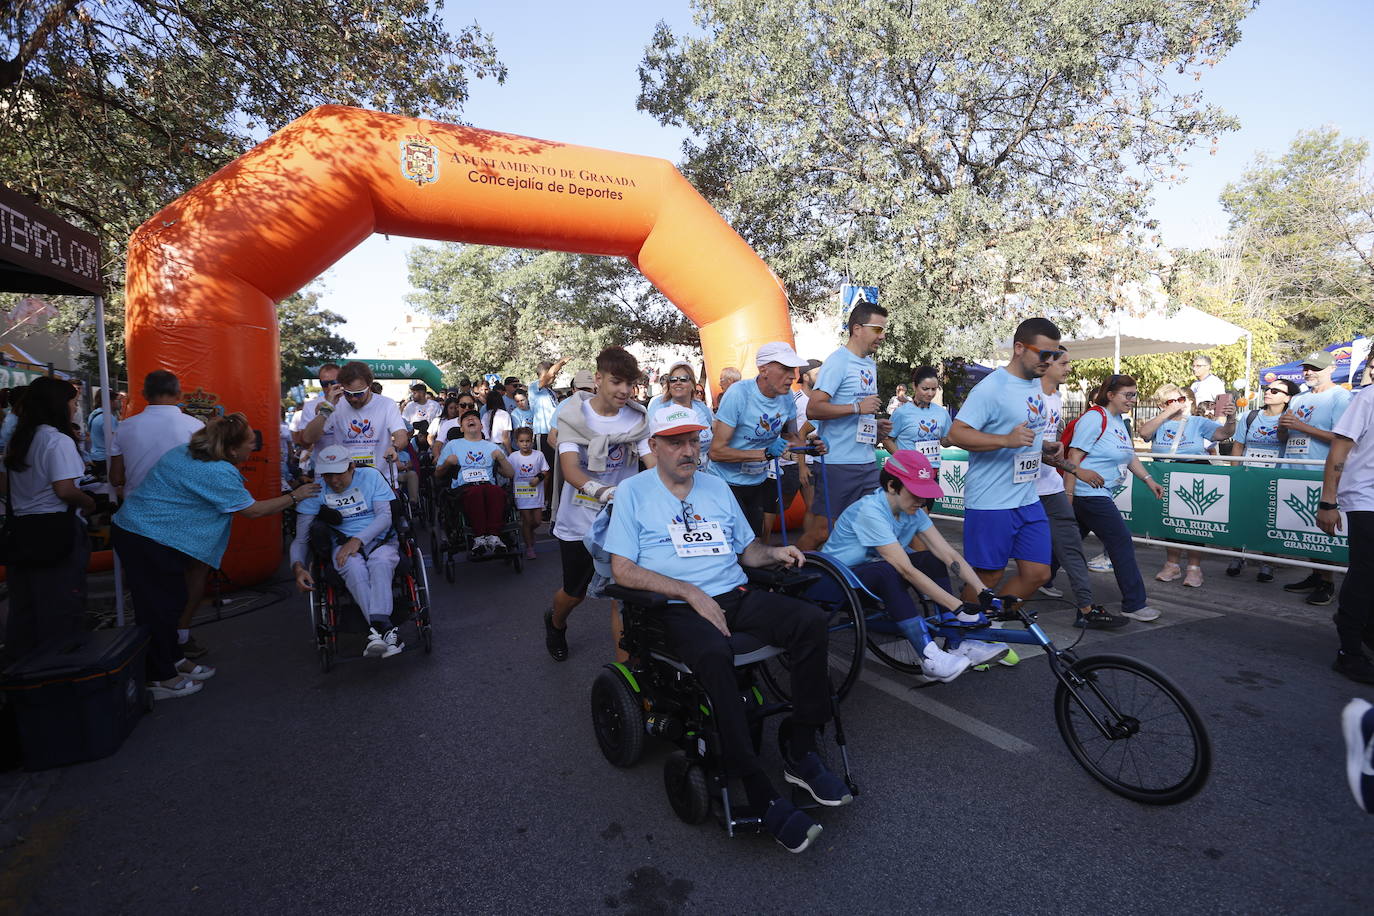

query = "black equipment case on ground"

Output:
[[1, 626, 151, 771]]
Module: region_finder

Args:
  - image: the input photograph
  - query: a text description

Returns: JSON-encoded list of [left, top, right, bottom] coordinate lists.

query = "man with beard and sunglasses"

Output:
[[301, 361, 408, 473]]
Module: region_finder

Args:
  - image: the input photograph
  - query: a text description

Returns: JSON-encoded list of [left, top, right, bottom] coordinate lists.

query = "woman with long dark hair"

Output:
[[1, 376, 96, 663], [113, 413, 317, 699], [482, 388, 513, 452], [1064, 374, 1166, 623]]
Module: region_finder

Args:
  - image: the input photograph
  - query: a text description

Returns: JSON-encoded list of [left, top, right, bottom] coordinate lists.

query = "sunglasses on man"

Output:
[[1024, 345, 1065, 362], [320, 379, 339, 388], [341, 387, 370, 399]]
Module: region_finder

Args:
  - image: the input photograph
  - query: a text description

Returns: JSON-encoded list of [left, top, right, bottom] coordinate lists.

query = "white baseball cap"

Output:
[[315, 445, 352, 475], [755, 341, 808, 369], [650, 404, 707, 437]]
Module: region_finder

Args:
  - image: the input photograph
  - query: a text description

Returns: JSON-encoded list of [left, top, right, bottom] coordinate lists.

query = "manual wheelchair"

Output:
[[306, 503, 434, 673], [590, 565, 860, 835], [430, 480, 526, 582]]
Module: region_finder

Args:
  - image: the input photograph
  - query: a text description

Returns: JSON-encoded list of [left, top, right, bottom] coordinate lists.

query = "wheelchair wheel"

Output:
[[429, 529, 440, 564], [758, 553, 866, 702], [1054, 654, 1211, 805], [421, 625, 433, 654], [591, 669, 645, 767], [663, 752, 711, 825], [318, 644, 335, 673]]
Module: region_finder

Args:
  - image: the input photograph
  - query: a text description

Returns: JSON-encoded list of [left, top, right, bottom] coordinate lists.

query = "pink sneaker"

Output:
[[525, 547, 537, 560], [1183, 565, 1203, 588], [1155, 562, 1182, 582]]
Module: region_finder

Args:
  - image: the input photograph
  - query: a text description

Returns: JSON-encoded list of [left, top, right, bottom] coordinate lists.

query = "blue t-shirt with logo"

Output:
[[294, 465, 395, 542], [813, 345, 880, 465], [1069, 411, 1135, 498], [1285, 386, 1353, 466], [711, 379, 795, 486], [603, 469, 755, 598], [113, 445, 255, 567], [439, 437, 503, 488], [510, 407, 533, 432], [954, 368, 1048, 510], [1234, 410, 1283, 467], [528, 381, 559, 435], [888, 402, 951, 465], [820, 488, 933, 567], [1151, 417, 1221, 457]]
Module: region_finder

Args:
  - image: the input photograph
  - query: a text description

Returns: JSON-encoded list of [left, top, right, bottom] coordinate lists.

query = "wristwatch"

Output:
[[1318, 501, 1339, 511]]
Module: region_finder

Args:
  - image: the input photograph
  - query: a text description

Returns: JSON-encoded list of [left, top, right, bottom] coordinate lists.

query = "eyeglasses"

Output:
[[1264, 387, 1288, 395], [680, 501, 697, 533], [341, 387, 370, 399], [320, 379, 339, 388], [1025, 346, 1065, 362], [667, 375, 693, 384], [858, 323, 887, 332], [1163, 397, 1187, 406], [1120, 392, 1139, 399]]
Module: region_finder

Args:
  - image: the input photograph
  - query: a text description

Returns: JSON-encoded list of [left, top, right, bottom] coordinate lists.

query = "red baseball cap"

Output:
[[884, 450, 944, 499]]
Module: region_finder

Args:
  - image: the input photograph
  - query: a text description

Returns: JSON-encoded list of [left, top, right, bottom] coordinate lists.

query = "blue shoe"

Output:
[[763, 798, 823, 853], [783, 751, 853, 807], [935, 610, 990, 629], [1342, 698, 1374, 814]]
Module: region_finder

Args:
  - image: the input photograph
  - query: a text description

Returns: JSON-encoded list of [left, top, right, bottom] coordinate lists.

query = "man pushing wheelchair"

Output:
[[603, 403, 852, 853]]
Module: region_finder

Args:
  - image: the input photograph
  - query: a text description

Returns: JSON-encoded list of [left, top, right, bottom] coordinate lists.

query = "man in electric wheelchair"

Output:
[[602, 405, 851, 853], [435, 410, 517, 557], [289, 445, 406, 658]]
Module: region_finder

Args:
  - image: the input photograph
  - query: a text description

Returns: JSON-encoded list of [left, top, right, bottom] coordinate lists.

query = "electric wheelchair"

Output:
[[306, 502, 434, 673], [590, 564, 865, 835]]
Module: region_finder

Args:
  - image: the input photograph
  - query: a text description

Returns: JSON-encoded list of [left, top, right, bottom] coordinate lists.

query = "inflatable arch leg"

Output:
[[126, 106, 793, 584]]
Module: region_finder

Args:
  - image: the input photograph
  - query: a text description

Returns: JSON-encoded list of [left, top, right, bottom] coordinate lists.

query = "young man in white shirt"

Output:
[[1317, 353, 1374, 684], [544, 347, 655, 662], [402, 382, 442, 425]]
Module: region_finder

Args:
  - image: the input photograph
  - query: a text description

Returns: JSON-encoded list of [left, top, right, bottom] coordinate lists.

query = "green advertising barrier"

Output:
[[928, 449, 1348, 565]]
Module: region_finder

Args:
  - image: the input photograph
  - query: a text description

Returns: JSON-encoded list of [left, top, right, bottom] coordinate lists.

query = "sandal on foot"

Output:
[[148, 677, 203, 700], [176, 659, 217, 680]]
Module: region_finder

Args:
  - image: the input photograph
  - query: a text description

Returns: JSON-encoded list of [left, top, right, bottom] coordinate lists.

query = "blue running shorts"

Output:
[[963, 503, 1052, 570]]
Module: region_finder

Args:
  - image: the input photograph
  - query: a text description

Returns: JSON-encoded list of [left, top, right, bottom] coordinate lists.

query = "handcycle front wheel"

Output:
[[1053, 653, 1211, 805]]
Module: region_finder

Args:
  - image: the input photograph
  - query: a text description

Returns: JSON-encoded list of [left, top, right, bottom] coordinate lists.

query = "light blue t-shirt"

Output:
[[954, 368, 1048, 510], [439, 437, 504, 488], [1069, 410, 1135, 498], [813, 345, 880, 465], [294, 465, 394, 541], [1286, 386, 1353, 465], [1151, 416, 1221, 456], [888, 402, 951, 465], [528, 381, 559, 435], [510, 407, 533, 431], [1234, 409, 1284, 467], [711, 379, 794, 485], [603, 469, 755, 598], [88, 408, 117, 461], [113, 445, 255, 567], [820, 488, 933, 568]]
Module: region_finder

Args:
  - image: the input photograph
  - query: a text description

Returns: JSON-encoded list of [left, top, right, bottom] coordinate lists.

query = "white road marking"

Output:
[[857, 668, 1037, 753]]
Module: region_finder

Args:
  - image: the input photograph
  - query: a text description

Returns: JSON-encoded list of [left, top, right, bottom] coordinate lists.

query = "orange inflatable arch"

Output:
[[126, 106, 793, 584]]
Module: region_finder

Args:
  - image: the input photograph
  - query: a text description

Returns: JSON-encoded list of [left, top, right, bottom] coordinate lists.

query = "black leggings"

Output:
[[112, 524, 192, 682]]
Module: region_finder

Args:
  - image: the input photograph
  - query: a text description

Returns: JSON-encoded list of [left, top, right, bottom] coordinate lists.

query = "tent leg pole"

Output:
[[93, 295, 123, 628], [1245, 330, 1253, 402]]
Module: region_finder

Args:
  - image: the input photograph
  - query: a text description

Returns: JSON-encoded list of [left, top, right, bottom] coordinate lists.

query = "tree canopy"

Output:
[[639, 0, 1252, 362], [277, 289, 355, 393], [407, 244, 697, 381]]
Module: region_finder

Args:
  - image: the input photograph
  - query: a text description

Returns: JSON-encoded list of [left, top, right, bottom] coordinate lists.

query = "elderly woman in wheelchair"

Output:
[[290, 445, 406, 658], [594, 405, 854, 854], [820, 449, 1010, 683]]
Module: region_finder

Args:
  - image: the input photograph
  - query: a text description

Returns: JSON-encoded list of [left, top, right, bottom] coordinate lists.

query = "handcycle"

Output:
[[430, 478, 526, 582], [591, 564, 859, 835], [766, 451, 1211, 805], [306, 500, 434, 673]]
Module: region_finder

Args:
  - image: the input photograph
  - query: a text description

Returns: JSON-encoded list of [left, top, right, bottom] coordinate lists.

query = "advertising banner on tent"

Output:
[[928, 449, 1347, 564]]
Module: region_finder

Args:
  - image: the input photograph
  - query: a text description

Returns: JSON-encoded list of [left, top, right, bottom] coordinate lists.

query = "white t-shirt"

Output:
[[1035, 390, 1066, 497], [433, 416, 463, 450], [1334, 385, 1374, 512], [403, 399, 443, 424], [322, 394, 405, 470], [794, 389, 813, 465], [1190, 374, 1226, 404], [552, 400, 651, 541], [290, 394, 338, 464], [484, 408, 512, 450], [9, 425, 86, 515], [511, 449, 549, 509], [110, 404, 206, 495]]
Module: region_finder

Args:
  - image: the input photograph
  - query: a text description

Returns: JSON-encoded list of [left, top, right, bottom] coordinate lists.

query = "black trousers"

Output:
[[728, 480, 780, 539], [659, 587, 829, 778], [1335, 510, 1373, 656], [112, 524, 190, 682], [2, 515, 90, 666]]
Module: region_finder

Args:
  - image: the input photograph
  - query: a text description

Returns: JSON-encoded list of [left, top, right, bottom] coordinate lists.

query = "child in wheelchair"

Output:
[[820, 449, 1008, 683], [289, 445, 405, 658], [435, 410, 517, 557]]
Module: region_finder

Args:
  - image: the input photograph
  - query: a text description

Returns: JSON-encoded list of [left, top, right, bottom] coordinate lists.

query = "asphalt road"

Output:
[[2, 521, 1372, 915]]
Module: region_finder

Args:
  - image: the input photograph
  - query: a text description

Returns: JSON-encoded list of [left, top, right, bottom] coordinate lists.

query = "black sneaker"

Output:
[[763, 798, 822, 853], [1256, 564, 1274, 583], [180, 636, 209, 660], [1341, 699, 1374, 814], [783, 751, 853, 807], [1334, 651, 1374, 685], [1225, 559, 1244, 578], [1075, 605, 1129, 629], [1308, 582, 1336, 606], [544, 609, 568, 662], [1284, 572, 1323, 593]]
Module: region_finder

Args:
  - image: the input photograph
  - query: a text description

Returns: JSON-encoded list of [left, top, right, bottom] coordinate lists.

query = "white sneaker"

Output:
[[948, 640, 1009, 667], [1038, 584, 1064, 598], [488, 535, 506, 551], [1087, 553, 1114, 572], [364, 628, 387, 657], [1122, 606, 1161, 622], [380, 627, 404, 658], [918, 642, 971, 683]]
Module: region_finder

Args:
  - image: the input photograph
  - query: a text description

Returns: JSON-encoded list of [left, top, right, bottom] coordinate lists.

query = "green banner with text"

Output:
[[926, 449, 1347, 565]]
